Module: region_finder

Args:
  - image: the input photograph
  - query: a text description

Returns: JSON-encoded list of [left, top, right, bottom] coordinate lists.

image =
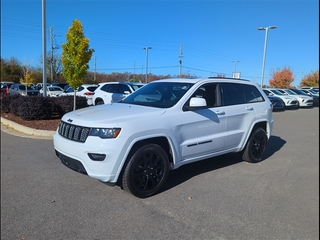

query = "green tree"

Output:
[[269, 67, 294, 88], [299, 70, 319, 87], [61, 19, 94, 110]]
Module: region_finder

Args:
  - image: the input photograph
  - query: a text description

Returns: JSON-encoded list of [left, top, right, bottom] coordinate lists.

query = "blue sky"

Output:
[[1, 0, 319, 86]]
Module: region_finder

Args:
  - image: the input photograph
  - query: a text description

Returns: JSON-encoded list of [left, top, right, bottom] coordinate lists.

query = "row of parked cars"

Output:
[[2, 81, 318, 110], [263, 87, 319, 111], [2, 81, 145, 106]]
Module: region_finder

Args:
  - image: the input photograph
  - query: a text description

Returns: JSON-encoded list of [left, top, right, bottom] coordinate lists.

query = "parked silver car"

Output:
[[9, 84, 39, 96]]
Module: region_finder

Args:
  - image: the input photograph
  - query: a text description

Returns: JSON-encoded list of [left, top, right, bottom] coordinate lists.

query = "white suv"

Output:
[[92, 81, 144, 105], [263, 88, 299, 109], [54, 78, 274, 198], [59, 84, 99, 105], [276, 88, 313, 107]]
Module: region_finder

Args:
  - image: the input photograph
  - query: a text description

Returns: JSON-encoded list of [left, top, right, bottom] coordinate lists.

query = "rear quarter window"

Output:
[[241, 84, 264, 103]]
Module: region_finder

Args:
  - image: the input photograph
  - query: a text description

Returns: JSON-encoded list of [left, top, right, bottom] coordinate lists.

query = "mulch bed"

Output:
[[1, 112, 61, 131]]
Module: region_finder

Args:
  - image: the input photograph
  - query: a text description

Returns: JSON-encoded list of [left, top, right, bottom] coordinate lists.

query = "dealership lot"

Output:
[[1, 107, 319, 239]]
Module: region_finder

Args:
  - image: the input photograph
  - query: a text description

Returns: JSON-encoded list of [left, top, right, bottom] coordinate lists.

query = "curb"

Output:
[[1, 117, 56, 137]]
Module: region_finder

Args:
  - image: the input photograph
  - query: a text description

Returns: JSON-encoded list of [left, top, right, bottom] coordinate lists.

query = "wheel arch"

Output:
[[116, 136, 173, 186], [94, 97, 104, 105], [241, 120, 267, 151]]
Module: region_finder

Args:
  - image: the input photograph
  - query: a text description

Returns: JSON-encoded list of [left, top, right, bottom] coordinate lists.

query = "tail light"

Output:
[[84, 92, 94, 96]]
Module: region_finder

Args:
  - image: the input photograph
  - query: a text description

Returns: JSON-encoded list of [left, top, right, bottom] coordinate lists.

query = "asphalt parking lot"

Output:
[[1, 107, 319, 240]]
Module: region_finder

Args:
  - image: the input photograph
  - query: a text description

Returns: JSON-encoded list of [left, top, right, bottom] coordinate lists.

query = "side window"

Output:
[[221, 83, 245, 106], [100, 84, 109, 92], [108, 84, 120, 93], [263, 90, 271, 96], [119, 85, 130, 94], [241, 84, 264, 103], [183, 83, 219, 109], [202, 83, 219, 107]]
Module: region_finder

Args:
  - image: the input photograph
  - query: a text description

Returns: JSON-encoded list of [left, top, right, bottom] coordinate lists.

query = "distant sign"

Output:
[[232, 72, 241, 79]]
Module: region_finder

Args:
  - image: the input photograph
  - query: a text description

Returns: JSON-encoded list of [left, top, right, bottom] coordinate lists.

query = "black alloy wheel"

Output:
[[122, 144, 169, 198], [242, 127, 268, 163]]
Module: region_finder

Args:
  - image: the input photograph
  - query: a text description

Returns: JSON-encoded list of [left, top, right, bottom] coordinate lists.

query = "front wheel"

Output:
[[122, 144, 169, 198], [242, 128, 268, 163]]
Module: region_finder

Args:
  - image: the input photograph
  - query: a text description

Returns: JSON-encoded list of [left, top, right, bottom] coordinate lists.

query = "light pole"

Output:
[[143, 47, 152, 83], [258, 26, 277, 87]]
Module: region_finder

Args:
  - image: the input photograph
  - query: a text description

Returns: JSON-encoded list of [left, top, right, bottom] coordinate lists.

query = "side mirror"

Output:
[[183, 97, 207, 111]]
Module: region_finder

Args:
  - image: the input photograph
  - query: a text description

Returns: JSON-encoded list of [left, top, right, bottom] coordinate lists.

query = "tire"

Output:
[[242, 127, 268, 163], [95, 99, 104, 105], [122, 144, 169, 198]]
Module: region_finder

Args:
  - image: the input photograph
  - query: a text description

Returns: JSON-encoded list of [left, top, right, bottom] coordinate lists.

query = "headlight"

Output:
[[89, 128, 121, 139]]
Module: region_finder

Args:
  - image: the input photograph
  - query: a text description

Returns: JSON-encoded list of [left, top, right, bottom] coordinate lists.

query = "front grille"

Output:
[[27, 92, 39, 96], [58, 121, 91, 143]]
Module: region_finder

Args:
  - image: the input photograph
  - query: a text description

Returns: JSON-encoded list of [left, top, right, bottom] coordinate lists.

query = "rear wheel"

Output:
[[95, 99, 104, 105], [242, 128, 268, 163], [122, 144, 169, 198]]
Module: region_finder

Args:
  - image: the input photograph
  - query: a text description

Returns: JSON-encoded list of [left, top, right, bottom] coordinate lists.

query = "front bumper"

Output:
[[53, 132, 128, 183]]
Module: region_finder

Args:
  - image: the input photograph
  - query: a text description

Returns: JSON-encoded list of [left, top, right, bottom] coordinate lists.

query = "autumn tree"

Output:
[[299, 70, 319, 87], [269, 67, 294, 88], [61, 19, 94, 110], [20, 71, 34, 86]]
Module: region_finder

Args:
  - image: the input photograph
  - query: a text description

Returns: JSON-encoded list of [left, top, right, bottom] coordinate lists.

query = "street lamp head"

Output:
[[257, 26, 277, 31]]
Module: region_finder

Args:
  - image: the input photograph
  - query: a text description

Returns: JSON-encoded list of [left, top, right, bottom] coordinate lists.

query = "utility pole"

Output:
[[42, 0, 47, 97], [179, 43, 183, 77], [49, 26, 54, 83], [133, 61, 136, 81], [49, 26, 59, 83], [94, 56, 96, 82], [143, 47, 152, 83]]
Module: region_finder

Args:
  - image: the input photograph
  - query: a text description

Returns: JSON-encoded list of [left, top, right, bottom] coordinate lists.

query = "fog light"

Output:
[[88, 153, 106, 161]]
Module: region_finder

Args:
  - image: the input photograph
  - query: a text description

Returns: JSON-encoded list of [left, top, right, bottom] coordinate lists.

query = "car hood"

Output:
[[291, 94, 312, 99], [276, 94, 297, 100], [61, 103, 166, 126]]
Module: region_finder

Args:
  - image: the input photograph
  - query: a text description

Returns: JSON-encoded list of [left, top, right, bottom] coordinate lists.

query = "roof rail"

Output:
[[208, 77, 250, 81]]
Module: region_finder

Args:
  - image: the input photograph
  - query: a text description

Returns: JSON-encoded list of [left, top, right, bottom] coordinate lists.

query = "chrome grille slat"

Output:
[[58, 121, 91, 143]]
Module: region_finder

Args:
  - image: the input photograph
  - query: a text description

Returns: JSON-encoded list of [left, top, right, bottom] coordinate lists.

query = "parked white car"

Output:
[[59, 84, 99, 105], [92, 82, 144, 105], [277, 88, 313, 107], [263, 88, 299, 109], [39, 86, 64, 97], [54, 77, 274, 198]]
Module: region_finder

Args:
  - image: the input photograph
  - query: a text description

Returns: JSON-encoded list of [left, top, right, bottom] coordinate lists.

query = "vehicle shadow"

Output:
[[161, 135, 286, 194], [264, 135, 286, 158]]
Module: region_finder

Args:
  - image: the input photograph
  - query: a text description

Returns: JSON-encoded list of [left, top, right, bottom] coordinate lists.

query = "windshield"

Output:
[[130, 84, 145, 91], [49, 87, 63, 91], [292, 89, 307, 95], [120, 82, 194, 108], [285, 89, 297, 95], [270, 89, 286, 95], [65, 87, 75, 93]]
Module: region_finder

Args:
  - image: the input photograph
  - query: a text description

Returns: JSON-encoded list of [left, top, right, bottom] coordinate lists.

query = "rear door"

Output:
[[221, 83, 263, 149]]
